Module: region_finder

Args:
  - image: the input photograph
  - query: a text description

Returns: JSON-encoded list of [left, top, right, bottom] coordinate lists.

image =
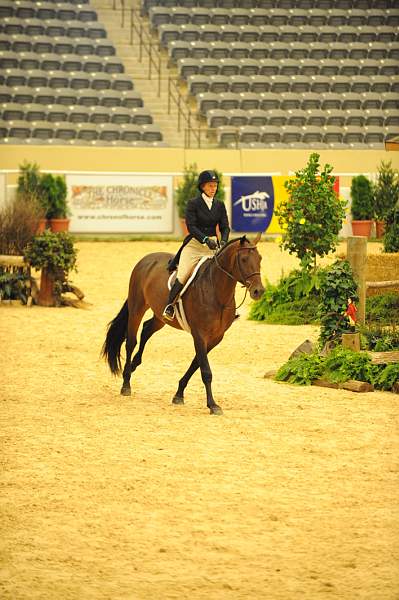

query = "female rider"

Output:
[[163, 170, 230, 321]]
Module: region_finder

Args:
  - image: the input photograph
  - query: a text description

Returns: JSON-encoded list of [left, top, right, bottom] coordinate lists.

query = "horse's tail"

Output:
[[101, 300, 129, 375]]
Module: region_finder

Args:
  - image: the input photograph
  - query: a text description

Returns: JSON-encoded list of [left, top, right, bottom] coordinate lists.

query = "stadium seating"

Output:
[[0, 0, 163, 146], [155, 0, 399, 147]]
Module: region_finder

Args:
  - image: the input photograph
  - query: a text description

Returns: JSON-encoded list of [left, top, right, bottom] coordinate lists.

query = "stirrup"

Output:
[[163, 303, 175, 321]]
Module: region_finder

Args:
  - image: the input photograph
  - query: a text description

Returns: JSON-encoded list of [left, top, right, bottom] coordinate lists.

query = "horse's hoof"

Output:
[[210, 405, 223, 415], [172, 395, 184, 405], [120, 386, 131, 396]]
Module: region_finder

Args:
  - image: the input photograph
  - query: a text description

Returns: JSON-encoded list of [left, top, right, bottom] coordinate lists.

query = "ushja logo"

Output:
[[234, 191, 270, 212]]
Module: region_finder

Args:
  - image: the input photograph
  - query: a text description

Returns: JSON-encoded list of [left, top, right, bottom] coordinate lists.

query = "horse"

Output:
[[101, 234, 265, 415]]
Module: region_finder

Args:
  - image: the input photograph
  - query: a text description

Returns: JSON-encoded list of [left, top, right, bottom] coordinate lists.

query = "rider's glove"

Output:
[[203, 237, 217, 250]]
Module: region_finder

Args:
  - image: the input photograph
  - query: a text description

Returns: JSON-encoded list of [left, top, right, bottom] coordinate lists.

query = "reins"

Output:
[[213, 242, 261, 310]]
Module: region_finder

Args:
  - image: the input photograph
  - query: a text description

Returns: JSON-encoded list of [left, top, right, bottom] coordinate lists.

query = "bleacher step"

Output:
[[91, 1, 196, 147]]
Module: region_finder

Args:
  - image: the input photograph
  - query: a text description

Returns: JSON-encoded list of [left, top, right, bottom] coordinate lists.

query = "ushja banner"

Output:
[[231, 176, 340, 233]]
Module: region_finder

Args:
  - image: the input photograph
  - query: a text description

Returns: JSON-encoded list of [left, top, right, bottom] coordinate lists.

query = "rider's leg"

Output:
[[162, 278, 184, 321]]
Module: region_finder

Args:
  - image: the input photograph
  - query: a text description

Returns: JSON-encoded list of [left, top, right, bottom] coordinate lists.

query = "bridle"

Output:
[[213, 242, 261, 308]]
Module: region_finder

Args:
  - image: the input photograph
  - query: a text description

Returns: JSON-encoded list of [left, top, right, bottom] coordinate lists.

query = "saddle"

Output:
[[167, 256, 211, 333]]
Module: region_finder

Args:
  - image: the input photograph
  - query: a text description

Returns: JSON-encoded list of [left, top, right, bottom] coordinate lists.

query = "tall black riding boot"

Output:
[[163, 279, 184, 321]]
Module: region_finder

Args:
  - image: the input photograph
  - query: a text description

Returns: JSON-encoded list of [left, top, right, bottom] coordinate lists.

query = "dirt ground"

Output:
[[1, 240, 398, 600]]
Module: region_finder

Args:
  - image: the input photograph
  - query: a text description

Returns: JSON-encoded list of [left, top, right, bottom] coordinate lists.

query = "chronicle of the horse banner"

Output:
[[67, 175, 174, 233]]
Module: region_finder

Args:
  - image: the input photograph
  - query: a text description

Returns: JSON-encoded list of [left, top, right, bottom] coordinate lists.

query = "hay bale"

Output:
[[366, 254, 399, 297]]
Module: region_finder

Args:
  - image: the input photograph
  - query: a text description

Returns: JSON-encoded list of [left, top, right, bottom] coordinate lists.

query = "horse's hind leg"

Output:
[[131, 315, 165, 373], [121, 309, 146, 396]]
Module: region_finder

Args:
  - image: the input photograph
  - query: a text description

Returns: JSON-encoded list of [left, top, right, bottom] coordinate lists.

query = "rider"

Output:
[[163, 169, 230, 321]]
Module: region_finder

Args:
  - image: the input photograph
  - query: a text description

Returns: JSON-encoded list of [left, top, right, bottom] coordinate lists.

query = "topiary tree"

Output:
[[275, 152, 346, 271], [350, 175, 374, 220], [374, 160, 399, 222]]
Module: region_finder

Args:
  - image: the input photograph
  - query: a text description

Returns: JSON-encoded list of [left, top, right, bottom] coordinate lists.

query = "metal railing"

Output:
[[114, 2, 162, 96], [111, 1, 204, 147]]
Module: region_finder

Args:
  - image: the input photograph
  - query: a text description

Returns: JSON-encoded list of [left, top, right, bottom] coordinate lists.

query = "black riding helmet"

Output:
[[198, 170, 219, 193]]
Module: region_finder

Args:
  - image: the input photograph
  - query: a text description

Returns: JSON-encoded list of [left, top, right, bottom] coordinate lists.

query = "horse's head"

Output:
[[217, 234, 265, 301]]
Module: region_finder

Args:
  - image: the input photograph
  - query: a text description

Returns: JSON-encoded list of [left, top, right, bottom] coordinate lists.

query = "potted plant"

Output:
[[24, 230, 77, 306], [374, 160, 399, 238], [16, 161, 47, 232], [40, 173, 70, 232], [174, 164, 226, 236], [350, 174, 374, 238]]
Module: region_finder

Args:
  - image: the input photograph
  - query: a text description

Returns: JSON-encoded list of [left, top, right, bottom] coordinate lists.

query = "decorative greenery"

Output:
[[275, 352, 324, 385], [175, 163, 225, 218], [383, 204, 399, 253], [350, 174, 374, 220], [323, 347, 375, 384], [249, 268, 322, 324], [365, 293, 399, 327], [17, 161, 43, 206], [275, 153, 346, 271], [275, 346, 398, 392], [318, 260, 358, 347], [0, 268, 30, 303], [375, 363, 399, 391], [24, 230, 77, 275], [360, 324, 399, 352], [40, 173, 69, 219], [250, 260, 360, 340], [374, 160, 399, 222]]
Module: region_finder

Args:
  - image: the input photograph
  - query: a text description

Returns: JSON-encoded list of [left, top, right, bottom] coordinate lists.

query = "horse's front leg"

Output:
[[194, 337, 223, 415]]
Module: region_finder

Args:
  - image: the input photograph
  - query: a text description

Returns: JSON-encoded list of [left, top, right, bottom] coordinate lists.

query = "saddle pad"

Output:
[[167, 256, 211, 333], [167, 256, 210, 296]]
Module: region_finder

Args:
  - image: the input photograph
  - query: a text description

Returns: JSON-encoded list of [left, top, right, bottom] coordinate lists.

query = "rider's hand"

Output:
[[220, 240, 227, 248], [205, 237, 217, 250]]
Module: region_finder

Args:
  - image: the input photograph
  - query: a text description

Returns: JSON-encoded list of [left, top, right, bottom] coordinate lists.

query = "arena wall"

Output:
[[1, 146, 398, 237]]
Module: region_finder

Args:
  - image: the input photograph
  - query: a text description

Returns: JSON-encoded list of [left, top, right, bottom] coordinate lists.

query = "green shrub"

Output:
[[249, 268, 322, 324], [374, 160, 399, 222], [383, 205, 399, 253], [0, 268, 30, 303], [375, 363, 399, 391], [175, 164, 225, 219], [40, 173, 68, 219], [323, 347, 375, 384], [275, 347, 398, 391], [366, 293, 399, 326], [24, 230, 77, 274], [275, 353, 324, 385], [350, 175, 374, 220]]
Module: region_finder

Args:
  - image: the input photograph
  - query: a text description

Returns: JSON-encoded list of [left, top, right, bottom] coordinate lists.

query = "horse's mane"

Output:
[[199, 236, 248, 278]]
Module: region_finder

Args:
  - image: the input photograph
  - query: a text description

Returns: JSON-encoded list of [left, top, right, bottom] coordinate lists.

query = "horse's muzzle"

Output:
[[249, 283, 265, 301]]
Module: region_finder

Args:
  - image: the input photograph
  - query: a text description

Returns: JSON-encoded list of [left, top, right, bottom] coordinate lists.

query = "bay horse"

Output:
[[101, 234, 265, 415]]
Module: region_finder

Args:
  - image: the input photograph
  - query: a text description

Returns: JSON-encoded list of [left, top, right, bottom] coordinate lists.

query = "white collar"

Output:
[[202, 192, 214, 210]]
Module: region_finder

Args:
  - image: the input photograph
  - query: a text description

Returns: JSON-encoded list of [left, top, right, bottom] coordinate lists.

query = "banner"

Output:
[[231, 176, 340, 234], [231, 176, 274, 232], [67, 174, 174, 233]]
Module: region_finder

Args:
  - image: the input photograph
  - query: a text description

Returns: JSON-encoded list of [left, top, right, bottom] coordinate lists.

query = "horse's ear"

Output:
[[253, 232, 262, 245]]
